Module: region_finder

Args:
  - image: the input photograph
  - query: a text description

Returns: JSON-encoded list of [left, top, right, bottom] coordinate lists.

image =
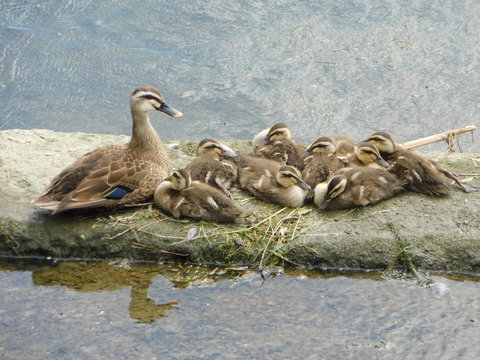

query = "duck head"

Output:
[[169, 169, 191, 191], [364, 132, 396, 155], [258, 123, 292, 146], [314, 174, 347, 209], [130, 86, 183, 118], [276, 165, 311, 190], [354, 142, 389, 167], [196, 139, 237, 158], [304, 137, 337, 157]]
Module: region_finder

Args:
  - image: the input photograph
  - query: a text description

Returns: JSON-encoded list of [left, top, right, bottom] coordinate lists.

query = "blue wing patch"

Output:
[[106, 185, 133, 199]]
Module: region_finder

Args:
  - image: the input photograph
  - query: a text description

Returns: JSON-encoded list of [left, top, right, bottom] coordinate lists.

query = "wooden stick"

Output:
[[402, 125, 477, 149]]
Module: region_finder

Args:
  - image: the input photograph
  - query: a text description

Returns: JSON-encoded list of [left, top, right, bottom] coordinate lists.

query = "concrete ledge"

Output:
[[1, 129, 479, 274]]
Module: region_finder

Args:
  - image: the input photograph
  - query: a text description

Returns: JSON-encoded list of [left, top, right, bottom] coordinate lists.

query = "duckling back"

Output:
[[314, 167, 405, 210], [253, 123, 306, 170], [238, 157, 310, 207], [154, 170, 243, 223]]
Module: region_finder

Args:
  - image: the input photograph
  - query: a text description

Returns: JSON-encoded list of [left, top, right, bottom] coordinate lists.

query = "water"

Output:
[[1, 3, 480, 358], [0, 0, 479, 151], [1, 259, 479, 359]]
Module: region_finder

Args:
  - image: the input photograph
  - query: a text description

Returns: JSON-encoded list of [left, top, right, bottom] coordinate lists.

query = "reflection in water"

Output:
[[2, 259, 254, 323], [1, 258, 385, 324], [29, 260, 244, 323], [0, 258, 479, 359]]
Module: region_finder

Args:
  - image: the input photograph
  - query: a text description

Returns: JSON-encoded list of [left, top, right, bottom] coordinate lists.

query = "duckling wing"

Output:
[[390, 151, 451, 196], [177, 183, 243, 222]]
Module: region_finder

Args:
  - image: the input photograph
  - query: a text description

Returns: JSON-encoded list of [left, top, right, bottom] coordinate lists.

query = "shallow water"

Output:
[[0, 0, 479, 151], [1, 259, 479, 359]]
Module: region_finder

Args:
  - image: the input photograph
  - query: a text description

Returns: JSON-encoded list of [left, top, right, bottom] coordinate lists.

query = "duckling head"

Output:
[[276, 165, 311, 190], [354, 142, 389, 167], [259, 123, 292, 145], [364, 132, 396, 155], [169, 169, 191, 190], [130, 86, 183, 118], [314, 175, 348, 209], [196, 139, 237, 158], [304, 137, 337, 157]]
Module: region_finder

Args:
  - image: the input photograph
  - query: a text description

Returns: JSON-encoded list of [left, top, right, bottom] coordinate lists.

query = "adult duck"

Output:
[[32, 86, 183, 214]]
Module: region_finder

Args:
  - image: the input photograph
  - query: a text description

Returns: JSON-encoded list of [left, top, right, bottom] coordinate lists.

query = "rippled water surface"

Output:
[[1, 259, 479, 359], [0, 0, 479, 150]]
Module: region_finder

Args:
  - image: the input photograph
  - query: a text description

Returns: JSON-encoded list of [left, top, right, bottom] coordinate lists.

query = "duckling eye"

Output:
[[363, 150, 373, 154]]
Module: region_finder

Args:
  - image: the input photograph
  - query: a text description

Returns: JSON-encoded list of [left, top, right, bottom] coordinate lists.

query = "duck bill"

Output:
[[376, 155, 389, 168], [258, 136, 269, 146], [158, 102, 183, 118], [298, 179, 311, 191], [221, 145, 237, 158]]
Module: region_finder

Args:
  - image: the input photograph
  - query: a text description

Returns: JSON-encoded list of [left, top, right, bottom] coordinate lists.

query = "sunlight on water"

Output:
[[0, 0, 479, 151]]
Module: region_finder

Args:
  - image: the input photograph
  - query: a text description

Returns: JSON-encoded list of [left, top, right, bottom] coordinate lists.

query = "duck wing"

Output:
[[50, 151, 165, 214]]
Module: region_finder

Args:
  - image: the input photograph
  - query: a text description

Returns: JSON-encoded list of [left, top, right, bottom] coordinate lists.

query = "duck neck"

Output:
[[129, 110, 165, 155]]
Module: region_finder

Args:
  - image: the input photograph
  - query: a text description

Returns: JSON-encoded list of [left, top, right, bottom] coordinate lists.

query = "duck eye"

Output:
[[140, 94, 161, 102]]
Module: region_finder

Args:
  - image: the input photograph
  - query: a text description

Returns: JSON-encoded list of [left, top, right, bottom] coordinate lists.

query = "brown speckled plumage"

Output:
[[32, 86, 183, 214]]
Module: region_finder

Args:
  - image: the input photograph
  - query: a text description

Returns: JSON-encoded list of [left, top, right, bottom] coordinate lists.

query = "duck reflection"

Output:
[[0, 260, 243, 324]]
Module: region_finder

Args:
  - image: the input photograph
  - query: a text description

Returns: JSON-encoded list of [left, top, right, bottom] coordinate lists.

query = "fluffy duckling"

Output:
[[32, 86, 183, 214], [302, 137, 346, 191], [154, 169, 243, 223], [185, 138, 238, 198], [253, 123, 306, 170], [314, 167, 405, 210], [238, 155, 311, 207], [365, 132, 478, 195], [329, 136, 357, 157], [346, 142, 389, 169]]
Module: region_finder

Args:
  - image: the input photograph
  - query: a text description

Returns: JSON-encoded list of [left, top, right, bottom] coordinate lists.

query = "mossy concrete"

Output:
[[1, 129, 479, 274]]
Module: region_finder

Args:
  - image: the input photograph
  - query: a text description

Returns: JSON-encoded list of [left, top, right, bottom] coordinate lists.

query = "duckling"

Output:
[[253, 123, 306, 170], [329, 136, 357, 157], [32, 86, 183, 214], [185, 138, 238, 198], [346, 142, 389, 169], [154, 169, 243, 223], [238, 155, 311, 207], [314, 167, 405, 210], [365, 131, 478, 195], [302, 137, 346, 191]]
